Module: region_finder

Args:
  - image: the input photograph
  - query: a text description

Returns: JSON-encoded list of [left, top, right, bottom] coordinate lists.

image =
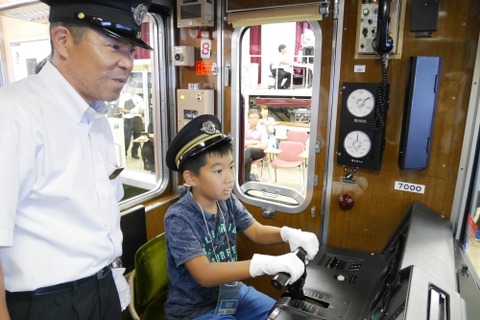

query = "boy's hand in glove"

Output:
[[281, 226, 319, 261], [249, 252, 305, 284]]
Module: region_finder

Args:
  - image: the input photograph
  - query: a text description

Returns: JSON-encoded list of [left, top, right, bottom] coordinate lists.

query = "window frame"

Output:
[[231, 21, 322, 214], [118, 11, 175, 210]]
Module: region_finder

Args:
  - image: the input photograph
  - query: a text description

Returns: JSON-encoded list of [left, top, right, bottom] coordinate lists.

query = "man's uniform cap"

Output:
[[41, 0, 152, 50], [166, 114, 232, 172]]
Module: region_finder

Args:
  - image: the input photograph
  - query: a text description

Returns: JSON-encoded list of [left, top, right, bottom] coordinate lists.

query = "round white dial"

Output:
[[346, 88, 375, 118], [343, 130, 372, 158]]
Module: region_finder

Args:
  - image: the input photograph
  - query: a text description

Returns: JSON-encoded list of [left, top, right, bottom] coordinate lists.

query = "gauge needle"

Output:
[[358, 97, 371, 108], [353, 135, 361, 150]]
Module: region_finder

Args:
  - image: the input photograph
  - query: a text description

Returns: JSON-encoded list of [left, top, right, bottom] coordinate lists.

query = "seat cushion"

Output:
[[143, 292, 167, 320], [272, 158, 303, 168], [135, 233, 169, 306]]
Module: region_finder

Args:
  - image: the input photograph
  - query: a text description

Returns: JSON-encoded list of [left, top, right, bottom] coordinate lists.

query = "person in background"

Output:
[[119, 79, 146, 159], [273, 44, 293, 89], [259, 105, 275, 139], [0, 0, 152, 319], [164, 114, 319, 319], [244, 108, 268, 182]]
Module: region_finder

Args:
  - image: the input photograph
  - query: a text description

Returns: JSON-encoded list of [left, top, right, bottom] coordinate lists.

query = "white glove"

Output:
[[249, 253, 305, 284], [281, 226, 319, 261]]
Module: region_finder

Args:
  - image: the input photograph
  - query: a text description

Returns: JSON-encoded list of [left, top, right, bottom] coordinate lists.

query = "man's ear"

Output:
[[50, 26, 71, 59], [183, 170, 198, 187]]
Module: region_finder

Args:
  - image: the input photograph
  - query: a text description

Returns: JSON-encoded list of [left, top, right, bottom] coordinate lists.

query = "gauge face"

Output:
[[343, 130, 372, 158], [346, 88, 375, 118]]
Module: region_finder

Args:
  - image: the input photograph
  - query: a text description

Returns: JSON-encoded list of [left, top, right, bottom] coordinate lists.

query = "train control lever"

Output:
[[271, 247, 308, 300]]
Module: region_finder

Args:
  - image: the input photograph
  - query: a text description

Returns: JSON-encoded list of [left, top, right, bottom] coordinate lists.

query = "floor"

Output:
[[250, 161, 305, 194], [125, 153, 145, 171]]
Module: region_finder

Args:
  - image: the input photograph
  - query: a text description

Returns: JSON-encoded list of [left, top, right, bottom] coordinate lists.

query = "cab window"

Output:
[[232, 20, 322, 213]]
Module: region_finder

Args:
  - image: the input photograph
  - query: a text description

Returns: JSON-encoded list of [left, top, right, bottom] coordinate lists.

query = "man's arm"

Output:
[[244, 139, 267, 150], [0, 264, 11, 320]]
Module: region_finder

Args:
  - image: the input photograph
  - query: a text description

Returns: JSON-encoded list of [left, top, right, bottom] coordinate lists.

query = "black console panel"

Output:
[[268, 201, 466, 320]]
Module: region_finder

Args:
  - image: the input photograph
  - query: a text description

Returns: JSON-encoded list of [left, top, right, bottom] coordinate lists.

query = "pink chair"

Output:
[[286, 130, 308, 148], [271, 141, 304, 184]]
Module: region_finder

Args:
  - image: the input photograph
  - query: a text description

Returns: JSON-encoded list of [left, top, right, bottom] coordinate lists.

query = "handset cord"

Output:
[[374, 54, 388, 131]]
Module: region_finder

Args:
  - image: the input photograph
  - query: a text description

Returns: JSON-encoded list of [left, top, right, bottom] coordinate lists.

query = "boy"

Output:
[[164, 114, 319, 319]]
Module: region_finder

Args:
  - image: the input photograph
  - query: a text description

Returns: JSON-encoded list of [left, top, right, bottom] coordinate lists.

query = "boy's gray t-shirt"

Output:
[[164, 191, 255, 319]]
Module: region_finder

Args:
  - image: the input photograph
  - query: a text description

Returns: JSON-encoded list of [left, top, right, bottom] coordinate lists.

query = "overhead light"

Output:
[[0, 1, 49, 24]]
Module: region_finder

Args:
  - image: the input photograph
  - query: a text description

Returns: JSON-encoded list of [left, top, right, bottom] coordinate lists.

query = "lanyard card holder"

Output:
[[215, 281, 241, 315]]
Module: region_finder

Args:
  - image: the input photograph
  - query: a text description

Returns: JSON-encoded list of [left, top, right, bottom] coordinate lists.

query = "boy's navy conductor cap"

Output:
[[166, 114, 232, 172], [41, 0, 152, 50]]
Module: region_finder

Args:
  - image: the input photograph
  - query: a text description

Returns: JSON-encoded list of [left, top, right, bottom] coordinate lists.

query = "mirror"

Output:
[[232, 21, 322, 213]]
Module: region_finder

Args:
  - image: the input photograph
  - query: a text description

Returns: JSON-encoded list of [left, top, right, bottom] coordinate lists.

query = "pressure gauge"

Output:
[[346, 88, 375, 118], [343, 130, 372, 158], [337, 82, 387, 170]]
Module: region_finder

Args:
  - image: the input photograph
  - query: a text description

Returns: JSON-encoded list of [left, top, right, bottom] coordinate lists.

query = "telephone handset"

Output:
[[372, 0, 394, 55]]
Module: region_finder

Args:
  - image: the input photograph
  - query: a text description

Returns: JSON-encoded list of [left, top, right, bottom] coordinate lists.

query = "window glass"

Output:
[[106, 14, 159, 201], [232, 21, 321, 213], [0, 6, 164, 203]]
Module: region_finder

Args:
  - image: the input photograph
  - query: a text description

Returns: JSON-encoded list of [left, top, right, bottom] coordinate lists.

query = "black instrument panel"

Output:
[[268, 202, 466, 320]]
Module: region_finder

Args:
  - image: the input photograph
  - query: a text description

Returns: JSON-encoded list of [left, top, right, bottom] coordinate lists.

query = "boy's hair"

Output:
[[278, 44, 286, 52], [259, 105, 268, 112], [180, 140, 233, 175]]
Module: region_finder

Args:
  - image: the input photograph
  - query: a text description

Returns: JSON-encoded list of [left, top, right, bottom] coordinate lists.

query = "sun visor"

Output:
[[226, 5, 324, 28]]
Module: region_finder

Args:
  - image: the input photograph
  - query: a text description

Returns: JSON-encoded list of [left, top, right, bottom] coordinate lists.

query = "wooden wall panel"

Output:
[[328, 0, 480, 253]]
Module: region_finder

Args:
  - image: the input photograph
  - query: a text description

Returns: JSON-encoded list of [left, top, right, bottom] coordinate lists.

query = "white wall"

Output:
[[241, 22, 297, 90]]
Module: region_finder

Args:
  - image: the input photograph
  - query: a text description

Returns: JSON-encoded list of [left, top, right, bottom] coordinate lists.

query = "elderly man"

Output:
[[0, 1, 152, 319]]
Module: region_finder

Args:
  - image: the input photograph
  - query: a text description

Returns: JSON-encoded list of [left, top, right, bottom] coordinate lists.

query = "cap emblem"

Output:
[[132, 3, 148, 26], [200, 121, 218, 135], [77, 12, 86, 20]]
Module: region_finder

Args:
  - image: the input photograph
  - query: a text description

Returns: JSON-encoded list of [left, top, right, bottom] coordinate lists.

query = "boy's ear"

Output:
[[183, 170, 198, 187]]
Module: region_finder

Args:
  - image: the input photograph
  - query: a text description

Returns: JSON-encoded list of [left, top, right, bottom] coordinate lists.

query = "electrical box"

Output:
[[354, 0, 405, 59], [173, 46, 195, 67], [176, 89, 214, 130], [177, 0, 214, 28]]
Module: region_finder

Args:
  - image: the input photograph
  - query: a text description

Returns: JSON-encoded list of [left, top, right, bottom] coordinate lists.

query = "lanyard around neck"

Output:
[[193, 193, 232, 262]]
